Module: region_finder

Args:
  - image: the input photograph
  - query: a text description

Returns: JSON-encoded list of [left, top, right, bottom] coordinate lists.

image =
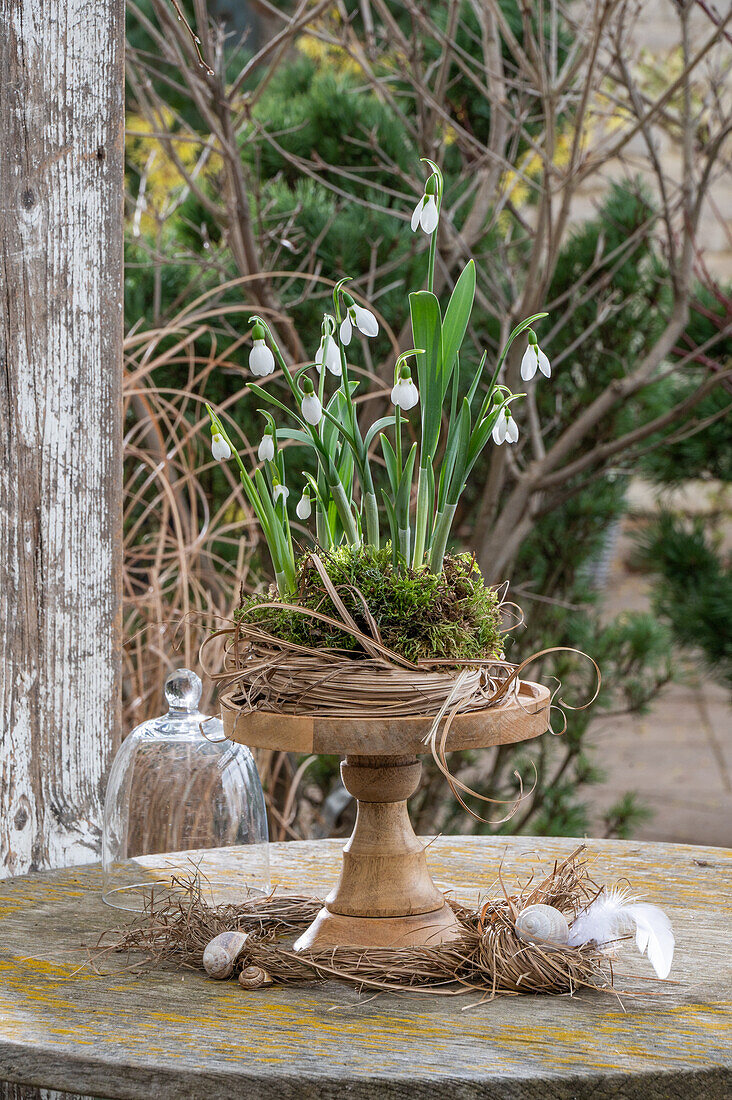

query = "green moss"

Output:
[[236, 546, 503, 665]]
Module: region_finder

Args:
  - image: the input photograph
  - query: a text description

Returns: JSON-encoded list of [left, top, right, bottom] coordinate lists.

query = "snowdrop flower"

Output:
[[315, 327, 342, 377], [520, 329, 551, 381], [211, 432, 231, 462], [390, 365, 419, 411], [273, 481, 289, 505], [258, 431, 275, 463], [339, 293, 379, 346], [410, 174, 439, 235], [492, 407, 519, 445], [296, 489, 312, 521], [249, 321, 275, 377], [299, 377, 323, 426]]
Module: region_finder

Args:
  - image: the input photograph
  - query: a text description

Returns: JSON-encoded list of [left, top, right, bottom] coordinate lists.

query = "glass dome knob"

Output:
[[164, 668, 202, 713]]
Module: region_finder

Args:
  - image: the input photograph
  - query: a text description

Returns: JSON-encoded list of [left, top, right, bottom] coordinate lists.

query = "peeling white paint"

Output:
[[1, 0, 124, 876]]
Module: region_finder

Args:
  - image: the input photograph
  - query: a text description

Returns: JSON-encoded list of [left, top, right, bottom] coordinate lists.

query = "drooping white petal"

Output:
[[390, 379, 419, 410], [411, 197, 424, 232], [420, 194, 439, 234], [353, 304, 379, 337], [211, 433, 231, 461], [258, 435, 275, 462], [296, 495, 312, 520], [324, 334, 342, 376], [492, 409, 508, 445], [249, 340, 275, 377], [537, 348, 551, 378], [273, 484, 289, 504], [505, 416, 519, 444], [520, 346, 537, 381], [314, 336, 327, 373], [340, 313, 353, 346], [301, 393, 323, 425]]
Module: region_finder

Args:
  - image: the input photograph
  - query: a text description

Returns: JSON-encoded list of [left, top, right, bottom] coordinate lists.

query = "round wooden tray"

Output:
[[222, 678, 551, 755]]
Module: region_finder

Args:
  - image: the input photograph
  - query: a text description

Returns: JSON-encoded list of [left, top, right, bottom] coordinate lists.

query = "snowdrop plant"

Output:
[[492, 407, 519, 446], [411, 173, 439, 236], [258, 429, 275, 463], [207, 162, 552, 595], [210, 428, 231, 462], [315, 317, 342, 377], [339, 294, 379, 346], [248, 321, 275, 377], [520, 329, 551, 381]]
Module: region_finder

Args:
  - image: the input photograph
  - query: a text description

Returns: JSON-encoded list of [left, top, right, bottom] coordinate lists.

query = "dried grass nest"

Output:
[[201, 553, 598, 729], [103, 847, 621, 1000]]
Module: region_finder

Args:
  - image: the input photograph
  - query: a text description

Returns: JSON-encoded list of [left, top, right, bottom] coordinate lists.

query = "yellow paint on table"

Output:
[[0, 836, 729, 1099]]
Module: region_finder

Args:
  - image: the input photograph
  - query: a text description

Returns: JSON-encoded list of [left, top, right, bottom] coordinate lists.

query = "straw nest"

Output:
[[102, 847, 615, 999], [201, 554, 599, 731], [203, 553, 534, 721]]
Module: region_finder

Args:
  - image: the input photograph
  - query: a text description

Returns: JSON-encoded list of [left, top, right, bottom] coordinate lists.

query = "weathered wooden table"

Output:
[[0, 836, 730, 1099]]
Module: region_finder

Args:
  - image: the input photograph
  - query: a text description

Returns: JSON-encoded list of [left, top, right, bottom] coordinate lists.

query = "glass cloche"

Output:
[[102, 668, 269, 911]]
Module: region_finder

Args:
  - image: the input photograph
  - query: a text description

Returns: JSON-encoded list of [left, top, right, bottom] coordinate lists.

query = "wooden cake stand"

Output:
[[223, 680, 551, 951]]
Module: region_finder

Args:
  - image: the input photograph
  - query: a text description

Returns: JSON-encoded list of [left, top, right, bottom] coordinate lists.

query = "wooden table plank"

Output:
[[0, 836, 730, 1099]]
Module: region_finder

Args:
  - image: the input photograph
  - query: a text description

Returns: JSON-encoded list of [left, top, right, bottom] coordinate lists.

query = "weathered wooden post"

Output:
[[0, 1, 125, 876]]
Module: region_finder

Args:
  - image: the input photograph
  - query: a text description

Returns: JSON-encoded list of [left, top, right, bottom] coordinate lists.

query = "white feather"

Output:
[[567, 888, 674, 979]]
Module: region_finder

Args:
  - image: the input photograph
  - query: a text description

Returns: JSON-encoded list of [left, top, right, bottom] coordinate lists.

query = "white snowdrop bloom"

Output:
[[249, 321, 275, 377], [340, 300, 379, 346], [492, 409, 508, 445], [492, 408, 519, 445], [340, 312, 353, 346], [211, 432, 231, 462], [410, 193, 439, 235], [273, 483, 289, 504], [258, 433, 275, 463], [410, 174, 440, 235], [249, 339, 275, 377], [301, 392, 323, 426], [390, 375, 419, 410], [315, 333, 342, 376], [520, 336, 551, 381], [296, 492, 312, 521], [352, 303, 379, 336]]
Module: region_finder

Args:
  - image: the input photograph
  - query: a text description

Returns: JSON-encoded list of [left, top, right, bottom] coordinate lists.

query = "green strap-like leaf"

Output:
[[380, 433, 399, 495], [364, 414, 401, 451], [441, 259, 475, 394], [409, 290, 443, 461], [396, 442, 418, 527], [443, 398, 472, 507]]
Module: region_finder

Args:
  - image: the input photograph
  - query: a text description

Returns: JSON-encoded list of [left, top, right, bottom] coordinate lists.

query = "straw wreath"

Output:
[[201, 553, 599, 726], [102, 847, 616, 998]]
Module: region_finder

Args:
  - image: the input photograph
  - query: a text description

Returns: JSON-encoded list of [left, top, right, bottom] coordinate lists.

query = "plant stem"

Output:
[[364, 490, 379, 547], [394, 402, 402, 472], [428, 504, 457, 572], [411, 461, 431, 567], [427, 229, 437, 293], [330, 480, 360, 545]]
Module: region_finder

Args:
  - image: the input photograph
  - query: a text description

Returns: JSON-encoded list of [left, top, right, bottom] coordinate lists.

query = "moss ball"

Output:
[[237, 546, 503, 665]]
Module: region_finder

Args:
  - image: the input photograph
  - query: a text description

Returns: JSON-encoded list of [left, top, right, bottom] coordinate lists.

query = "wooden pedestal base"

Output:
[[293, 902, 461, 951], [293, 754, 463, 951]]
